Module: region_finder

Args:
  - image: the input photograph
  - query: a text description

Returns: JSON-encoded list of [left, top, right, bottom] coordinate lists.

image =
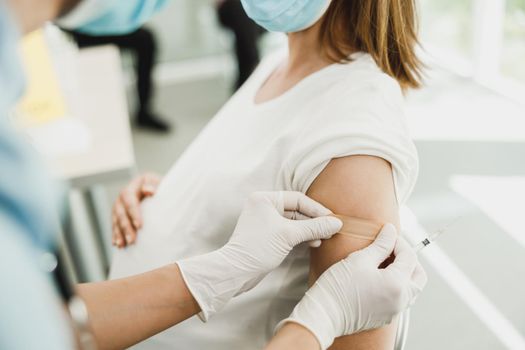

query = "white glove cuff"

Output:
[[275, 294, 336, 350], [177, 249, 246, 322]]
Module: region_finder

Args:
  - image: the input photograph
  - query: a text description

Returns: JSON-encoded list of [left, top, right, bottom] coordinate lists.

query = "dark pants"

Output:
[[217, 0, 265, 90], [69, 28, 157, 119]]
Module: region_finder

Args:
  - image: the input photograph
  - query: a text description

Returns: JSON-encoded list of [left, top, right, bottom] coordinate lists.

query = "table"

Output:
[[44, 45, 135, 282]]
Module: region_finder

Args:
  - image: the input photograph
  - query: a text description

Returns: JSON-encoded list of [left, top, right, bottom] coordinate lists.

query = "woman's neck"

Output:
[[253, 22, 335, 104], [284, 23, 331, 75]]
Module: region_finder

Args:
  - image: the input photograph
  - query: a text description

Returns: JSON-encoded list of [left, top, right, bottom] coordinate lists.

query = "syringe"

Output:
[[412, 216, 462, 253], [413, 228, 446, 252]]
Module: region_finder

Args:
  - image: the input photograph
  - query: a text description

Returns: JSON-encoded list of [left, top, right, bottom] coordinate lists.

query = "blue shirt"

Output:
[[0, 2, 72, 348], [0, 113, 73, 350]]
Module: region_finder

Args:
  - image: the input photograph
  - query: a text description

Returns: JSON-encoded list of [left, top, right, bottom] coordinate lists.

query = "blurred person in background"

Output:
[[65, 27, 171, 132], [216, 0, 265, 90]]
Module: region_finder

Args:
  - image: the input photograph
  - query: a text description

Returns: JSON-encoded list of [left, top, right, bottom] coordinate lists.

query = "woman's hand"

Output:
[[112, 173, 162, 248], [277, 224, 427, 350]]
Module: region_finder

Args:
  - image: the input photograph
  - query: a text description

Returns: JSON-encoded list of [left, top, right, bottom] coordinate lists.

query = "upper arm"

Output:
[[306, 155, 400, 350]]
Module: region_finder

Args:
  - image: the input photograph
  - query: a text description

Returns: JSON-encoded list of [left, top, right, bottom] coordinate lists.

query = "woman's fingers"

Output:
[[112, 223, 126, 248], [122, 173, 161, 230], [112, 201, 127, 248], [110, 173, 162, 248], [141, 173, 161, 196], [114, 198, 137, 246], [121, 186, 143, 230]]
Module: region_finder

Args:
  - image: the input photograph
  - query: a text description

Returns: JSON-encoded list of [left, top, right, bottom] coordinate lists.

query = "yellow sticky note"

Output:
[[16, 30, 67, 126]]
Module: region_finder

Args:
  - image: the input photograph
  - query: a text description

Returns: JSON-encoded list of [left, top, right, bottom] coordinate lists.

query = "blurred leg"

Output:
[[130, 29, 155, 120], [217, 0, 264, 90], [69, 29, 170, 132]]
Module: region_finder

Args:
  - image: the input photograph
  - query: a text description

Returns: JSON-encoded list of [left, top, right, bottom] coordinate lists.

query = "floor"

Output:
[[103, 65, 525, 349]]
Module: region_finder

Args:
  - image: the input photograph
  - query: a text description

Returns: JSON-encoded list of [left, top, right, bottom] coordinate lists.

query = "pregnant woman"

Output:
[[110, 0, 421, 349]]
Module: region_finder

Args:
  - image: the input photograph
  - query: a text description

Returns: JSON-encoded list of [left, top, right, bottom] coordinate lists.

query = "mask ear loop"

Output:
[[330, 214, 383, 241]]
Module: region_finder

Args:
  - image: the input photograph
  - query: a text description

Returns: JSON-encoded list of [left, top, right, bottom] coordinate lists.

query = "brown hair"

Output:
[[319, 0, 423, 90]]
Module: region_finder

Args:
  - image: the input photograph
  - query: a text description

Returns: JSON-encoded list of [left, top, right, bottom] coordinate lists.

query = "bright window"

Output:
[[501, 0, 525, 83], [419, 0, 474, 61]]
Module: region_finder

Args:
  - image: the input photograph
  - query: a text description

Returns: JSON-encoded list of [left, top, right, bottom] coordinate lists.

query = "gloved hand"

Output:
[[277, 224, 427, 350], [177, 191, 343, 321]]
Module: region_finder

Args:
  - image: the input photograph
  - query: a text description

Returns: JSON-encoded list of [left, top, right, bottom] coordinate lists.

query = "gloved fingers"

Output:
[[283, 210, 311, 220], [362, 223, 398, 265], [141, 172, 161, 196], [281, 191, 333, 218], [400, 262, 427, 308], [410, 262, 428, 292], [288, 216, 342, 245], [288, 212, 339, 246], [283, 210, 304, 220], [308, 239, 322, 248], [384, 236, 417, 277]]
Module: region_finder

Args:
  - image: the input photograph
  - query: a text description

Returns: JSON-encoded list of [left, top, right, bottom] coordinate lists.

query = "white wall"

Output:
[[146, 0, 229, 63]]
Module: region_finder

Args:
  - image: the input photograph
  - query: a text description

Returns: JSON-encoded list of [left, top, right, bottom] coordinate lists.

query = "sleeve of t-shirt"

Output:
[[283, 76, 419, 205]]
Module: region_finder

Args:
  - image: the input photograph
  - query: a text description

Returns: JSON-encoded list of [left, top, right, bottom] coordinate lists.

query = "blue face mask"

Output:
[[240, 0, 332, 33], [58, 0, 169, 35]]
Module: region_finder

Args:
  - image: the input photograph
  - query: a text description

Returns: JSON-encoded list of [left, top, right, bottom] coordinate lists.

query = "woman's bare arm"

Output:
[[307, 155, 400, 350], [76, 264, 200, 350]]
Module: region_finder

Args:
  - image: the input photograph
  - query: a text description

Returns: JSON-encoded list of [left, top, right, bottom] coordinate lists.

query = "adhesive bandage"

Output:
[[331, 214, 383, 241]]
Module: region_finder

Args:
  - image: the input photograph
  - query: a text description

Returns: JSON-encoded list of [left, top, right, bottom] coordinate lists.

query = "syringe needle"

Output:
[[412, 215, 463, 253]]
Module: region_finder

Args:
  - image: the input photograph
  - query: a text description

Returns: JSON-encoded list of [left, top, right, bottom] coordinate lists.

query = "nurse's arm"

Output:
[[76, 264, 200, 350], [306, 155, 400, 350]]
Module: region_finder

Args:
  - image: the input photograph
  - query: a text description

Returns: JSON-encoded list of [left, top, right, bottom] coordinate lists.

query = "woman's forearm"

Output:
[[76, 264, 200, 350], [264, 323, 320, 350]]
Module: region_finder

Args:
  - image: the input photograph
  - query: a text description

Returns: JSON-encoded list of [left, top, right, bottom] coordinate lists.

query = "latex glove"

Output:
[[177, 191, 343, 321], [111, 173, 161, 248], [277, 224, 427, 350]]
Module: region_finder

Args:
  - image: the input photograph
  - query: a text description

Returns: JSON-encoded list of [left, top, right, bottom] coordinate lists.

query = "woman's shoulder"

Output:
[[329, 52, 404, 103], [309, 54, 407, 132], [290, 53, 418, 202]]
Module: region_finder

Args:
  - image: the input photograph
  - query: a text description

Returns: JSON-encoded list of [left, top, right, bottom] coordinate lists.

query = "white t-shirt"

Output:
[[110, 50, 418, 350]]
